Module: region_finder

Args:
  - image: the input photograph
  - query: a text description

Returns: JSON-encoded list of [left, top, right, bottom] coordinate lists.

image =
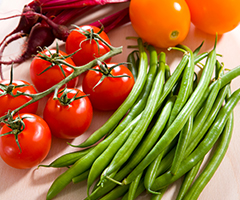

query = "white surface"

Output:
[[0, 1, 240, 200]]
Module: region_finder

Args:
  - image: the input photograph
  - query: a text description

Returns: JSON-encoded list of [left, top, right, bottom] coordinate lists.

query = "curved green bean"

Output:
[[38, 147, 94, 168], [176, 159, 203, 200], [144, 151, 164, 194], [170, 114, 193, 175], [183, 111, 234, 200], [186, 84, 228, 156], [167, 45, 194, 125], [128, 172, 143, 200]]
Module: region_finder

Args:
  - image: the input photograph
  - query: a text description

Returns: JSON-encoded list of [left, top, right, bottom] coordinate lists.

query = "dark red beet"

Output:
[[0, 5, 39, 47], [0, 23, 55, 65]]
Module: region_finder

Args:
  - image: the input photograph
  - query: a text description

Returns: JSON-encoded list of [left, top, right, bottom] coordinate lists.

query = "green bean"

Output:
[[72, 170, 90, 184], [151, 88, 240, 190], [165, 64, 171, 81], [38, 147, 94, 168], [176, 159, 203, 200], [122, 178, 145, 200], [123, 41, 216, 185], [170, 114, 193, 175], [186, 83, 228, 156], [77, 38, 148, 148], [194, 65, 240, 113], [144, 151, 164, 194], [156, 54, 187, 109], [168, 45, 194, 125], [215, 59, 224, 80], [128, 172, 143, 200], [101, 52, 165, 180], [127, 50, 139, 81], [183, 111, 234, 200]]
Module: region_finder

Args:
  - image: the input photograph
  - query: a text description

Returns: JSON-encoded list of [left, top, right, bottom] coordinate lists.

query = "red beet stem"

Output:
[[32, 0, 130, 11], [90, 7, 130, 33]]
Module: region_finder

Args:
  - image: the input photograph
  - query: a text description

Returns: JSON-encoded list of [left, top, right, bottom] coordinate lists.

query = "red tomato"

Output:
[[0, 113, 51, 169], [129, 0, 191, 48], [185, 0, 240, 35], [30, 49, 78, 93], [65, 25, 111, 66], [43, 88, 93, 139], [0, 79, 38, 118], [82, 63, 135, 111]]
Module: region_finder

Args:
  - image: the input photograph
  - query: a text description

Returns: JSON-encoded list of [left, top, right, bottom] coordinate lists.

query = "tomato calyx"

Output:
[[91, 61, 131, 90], [0, 65, 29, 97], [36, 43, 76, 77], [55, 88, 89, 106], [72, 25, 112, 52], [0, 112, 28, 153]]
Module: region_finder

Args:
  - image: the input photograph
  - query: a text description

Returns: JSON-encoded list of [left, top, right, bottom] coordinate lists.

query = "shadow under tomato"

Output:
[[182, 23, 223, 53]]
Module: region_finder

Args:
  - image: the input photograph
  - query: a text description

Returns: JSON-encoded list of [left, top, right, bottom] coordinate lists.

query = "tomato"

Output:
[[129, 0, 191, 49], [185, 0, 240, 35], [43, 88, 93, 139], [65, 25, 111, 66], [30, 49, 78, 93], [82, 63, 135, 111], [0, 79, 38, 118], [0, 113, 51, 169]]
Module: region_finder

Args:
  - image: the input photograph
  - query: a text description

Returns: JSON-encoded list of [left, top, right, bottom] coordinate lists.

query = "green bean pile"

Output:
[[43, 38, 240, 200]]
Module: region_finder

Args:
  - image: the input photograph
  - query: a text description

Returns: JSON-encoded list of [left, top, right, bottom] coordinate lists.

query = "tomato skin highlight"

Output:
[[30, 49, 78, 93], [65, 25, 111, 66], [82, 63, 135, 111], [0, 113, 51, 169], [0, 80, 38, 118], [185, 0, 240, 35], [129, 0, 191, 48], [43, 88, 93, 139]]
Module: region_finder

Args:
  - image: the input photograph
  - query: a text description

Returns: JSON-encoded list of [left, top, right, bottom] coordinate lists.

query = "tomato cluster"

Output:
[[129, 0, 240, 48], [0, 25, 134, 169]]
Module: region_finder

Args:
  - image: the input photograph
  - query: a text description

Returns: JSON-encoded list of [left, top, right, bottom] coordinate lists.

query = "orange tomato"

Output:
[[185, 0, 240, 35], [129, 0, 191, 49]]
